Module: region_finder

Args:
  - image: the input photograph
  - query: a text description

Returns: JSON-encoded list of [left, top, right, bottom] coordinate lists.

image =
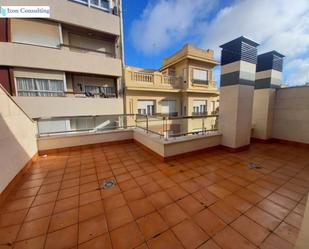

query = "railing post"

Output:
[[202, 117, 205, 134], [146, 115, 149, 133]]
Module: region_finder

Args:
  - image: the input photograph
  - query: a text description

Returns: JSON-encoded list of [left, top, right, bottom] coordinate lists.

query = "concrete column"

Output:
[[252, 51, 284, 140], [219, 36, 259, 150]]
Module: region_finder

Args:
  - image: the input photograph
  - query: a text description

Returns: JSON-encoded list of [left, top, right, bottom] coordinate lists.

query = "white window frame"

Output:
[[16, 77, 65, 97], [161, 100, 177, 114], [192, 68, 208, 84], [71, 0, 110, 12], [193, 100, 207, 115]]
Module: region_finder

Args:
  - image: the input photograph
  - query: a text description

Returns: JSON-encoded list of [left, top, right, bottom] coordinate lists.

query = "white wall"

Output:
[[13, 96, 124, 118], [0, 85, 37, 193], [38, 129, 133, 151], [272, 86, 309, 144]]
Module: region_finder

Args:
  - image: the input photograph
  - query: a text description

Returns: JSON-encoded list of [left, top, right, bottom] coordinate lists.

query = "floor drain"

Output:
[[248, 162, 261, 169], [101, 179, 116, 189]]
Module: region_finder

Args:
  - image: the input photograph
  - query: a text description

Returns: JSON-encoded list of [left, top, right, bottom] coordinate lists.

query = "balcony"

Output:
[[0, 42, 122, 77], [0, 0, 120, 35], [125, 69, 182, 92]]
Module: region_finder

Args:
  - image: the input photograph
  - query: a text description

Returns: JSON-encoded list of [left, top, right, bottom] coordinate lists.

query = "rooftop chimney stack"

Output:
[[219, 36, 259, 150], [255, 51, 285, 89]]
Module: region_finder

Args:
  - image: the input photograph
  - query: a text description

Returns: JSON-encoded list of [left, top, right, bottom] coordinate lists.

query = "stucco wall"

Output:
[[13, 96, 124, 118], [272, 86, 309, 144], [38, 129, 133, 151], [0, 85, 37, 193]]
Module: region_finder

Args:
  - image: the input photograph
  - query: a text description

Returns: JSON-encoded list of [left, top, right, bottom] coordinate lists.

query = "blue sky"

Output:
[[122, 0, 309, 86]]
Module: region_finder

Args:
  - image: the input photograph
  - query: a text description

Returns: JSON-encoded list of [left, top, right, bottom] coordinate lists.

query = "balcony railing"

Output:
[[131, 72, 154, 83], [35, 114, 219, 141], [126, 70, 182, 89]]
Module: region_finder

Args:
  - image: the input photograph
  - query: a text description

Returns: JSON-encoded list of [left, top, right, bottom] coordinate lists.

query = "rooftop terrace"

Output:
[[0, 141, 308, 249]]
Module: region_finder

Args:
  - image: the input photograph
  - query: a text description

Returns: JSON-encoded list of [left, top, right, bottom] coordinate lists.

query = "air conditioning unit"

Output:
[[113, 6, 118, 15]]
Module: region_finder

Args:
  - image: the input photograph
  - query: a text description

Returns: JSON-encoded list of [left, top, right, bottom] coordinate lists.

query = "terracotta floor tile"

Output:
[[78, 233, 112, 249], [284, 212, 303, 229], [106, 205, 134, 231], [79, 200, 104, 222], [2, 197, 34, 212], [172, 219, 209, 249], [159, 203, 188, 226], [177, 195, 204, 216], [180, 180, 201, 194], [147, 230, 184, 249], [259, 233, 294, 249], [38, 182, 61, 195], [123, 188, 146, 202], [141, 182, 162, 196], [166, 185, 188, 201], [79, 190, 101, 206], [32, 191, 58, 207], [257, 199, 290, 220], [10, 187, 39, 200], [213, 226, 256, 249], [118, 179, 138, 191], [207, 185, 232, 199], [0, 224, 20, 245], [49, 208, 78, 232], [193, 189, 219, 207], [137, 211, 168, 240], [58, 186, 79, 200], [236, 189, 263, 204], [80, 174, 97, 185], [275, 222, 299, 244], [209, 201, 241, 224], [245, 206, 280, 231], [80, 181, 99, 194], [45, 224, 78, 249], [276, 187, 304, 202], [231, 215, 269, 246], [193, 209, 226, 236], [78, 215, 108, 244], [0, 209, 27, 227], [100, 186, 121, 199], [129, 198, 156, 219], [110, 222, 144, 249], [148, 191, 173, 209], [293, 203, 306, 216], [13, 235, 46, 249], [267, 192, 297, 210], [223, 195, 252, 213], [197, 239, 222, 249], [25, 202, 54, 221], [246, 184, 272, 198], [54, 196, 79, 214], [17, 216, 50, 241], [61, 178, 80, 190], [135, 243, 149, 249], [103, 193, 126, 211]]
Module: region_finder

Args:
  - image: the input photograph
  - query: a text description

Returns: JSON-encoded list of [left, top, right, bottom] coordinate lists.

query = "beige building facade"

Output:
[[0, 0, 125, 119], [124, 44, 220, 135]]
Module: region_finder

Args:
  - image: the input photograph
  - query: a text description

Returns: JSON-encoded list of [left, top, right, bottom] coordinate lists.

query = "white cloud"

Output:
[[285, 58, 309, 85], [130, 0, 215, 55], [199, 0, 309, 85]]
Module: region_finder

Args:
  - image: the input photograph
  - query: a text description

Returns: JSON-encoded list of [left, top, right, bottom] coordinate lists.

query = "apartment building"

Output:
[[0, 0, 124, 123], [124, 44, 220, 135]]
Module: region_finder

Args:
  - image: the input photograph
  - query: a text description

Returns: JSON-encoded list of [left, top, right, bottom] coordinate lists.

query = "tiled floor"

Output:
[[0, 142, 308, 249]]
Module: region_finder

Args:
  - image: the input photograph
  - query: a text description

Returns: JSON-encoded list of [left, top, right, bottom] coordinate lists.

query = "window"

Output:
[[192, 69, 208, 84], [193, 100, 207, 115], [137, 100, 155, 115], [161, 100, 176, 115], [16, 78, 64, 97], [72, 0, 110, 11]]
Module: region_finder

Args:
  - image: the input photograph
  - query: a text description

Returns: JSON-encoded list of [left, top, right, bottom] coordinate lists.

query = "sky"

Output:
[[122, 0, 309, 86]]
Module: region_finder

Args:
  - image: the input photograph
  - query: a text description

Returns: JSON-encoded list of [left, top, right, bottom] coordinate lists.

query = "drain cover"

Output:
[[101, 179, 116, 189], [248, 162, 261, 169]]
